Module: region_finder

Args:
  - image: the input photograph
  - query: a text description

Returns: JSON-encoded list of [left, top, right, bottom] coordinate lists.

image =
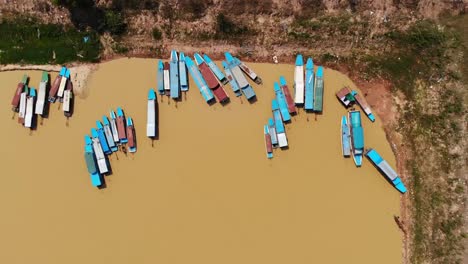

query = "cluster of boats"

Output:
[[84, 107, 136, 187], [11, 68, 73, 129], [294, 55, 324, 112], [156, 50, 261, 104]]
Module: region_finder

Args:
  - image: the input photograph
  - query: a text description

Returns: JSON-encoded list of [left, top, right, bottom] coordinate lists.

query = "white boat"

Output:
[[18, 91, 27, 124], [110, 110, 120, 143], [294, 54, 304, 105], [163, 62, 170, 93], [57, 68, 69, 100], [35, 72, 48, 115], [24, 88, 36, 128], [91, 128, 108, 174], [147, 89, 156, 138], [62, 90, 72, 113]]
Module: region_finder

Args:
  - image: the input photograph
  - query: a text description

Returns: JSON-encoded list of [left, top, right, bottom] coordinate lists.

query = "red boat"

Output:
[[126, 117, 136, 153], [11, 82, 24, 112], [48, 74, 61, 102], [195, 53, 229, 103], [279, 79, 296, 114]]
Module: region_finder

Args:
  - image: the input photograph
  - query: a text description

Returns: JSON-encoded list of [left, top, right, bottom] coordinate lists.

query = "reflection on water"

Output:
[[0, 58, 401, 264]]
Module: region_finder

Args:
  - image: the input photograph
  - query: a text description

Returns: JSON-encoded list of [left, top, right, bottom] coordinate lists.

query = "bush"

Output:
[[152, 27, 163, 40], [103, 10, 127, 35]]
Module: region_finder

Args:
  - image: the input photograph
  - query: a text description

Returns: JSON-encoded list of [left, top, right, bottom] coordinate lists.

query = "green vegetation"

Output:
[[215, 13, 253, 40], [0, 19, 101, 64], [152, 27, 163, 40], [103, 10, 127, 36]]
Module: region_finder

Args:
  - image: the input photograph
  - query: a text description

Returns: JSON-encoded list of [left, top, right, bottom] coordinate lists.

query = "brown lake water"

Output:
[[0, 58, 402, 264]]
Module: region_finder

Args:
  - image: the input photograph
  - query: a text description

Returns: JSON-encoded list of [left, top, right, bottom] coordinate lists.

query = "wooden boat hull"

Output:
[[279, 76, 296, 114]]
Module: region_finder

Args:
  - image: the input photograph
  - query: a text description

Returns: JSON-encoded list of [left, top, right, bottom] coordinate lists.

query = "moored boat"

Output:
[[272, 99, 288, 148], [18, 86, 28, 124], [179, 52, 189, 92], [233, 57, 262, 84], [48, 68, 64, 103], [11, 74, 28, 112], [336, 86, 353, 107], [126, 117, 136, 153], [169, 50, 180, 99], [225, 52, 256, 101], [147, 89, 157, 138], [313, 66, 324, 112], [91, 128, 109, 174], [195, 53, 229, 103], [163, 62, 170, 95], [204, 54, 228, 84], [304, 58, 315, 111], [109, 110, 120, 144], [184, 56, 215, 103], [35, 72, 48, 115], [294, 54, 305, 105], [62, 81, 73, 117], [157, 60, 165, 95], [84, 135, 102, 187], [24, 88, 36, 128], [365, 148, 407, 193], [116, 107, 128, 143], [96, 121, 112, 155], [57, 68, 70, 102], [268, 118, 278, 147], [222, 61, 242, 97], [341, 116, 351, 157], [348, 110, 364, 167], [102, 116, 118, 152], [351, 90, 376, 122], [264, 125, 273, 159], [279, 76, 296, 114], [274, 82, 291, 122]]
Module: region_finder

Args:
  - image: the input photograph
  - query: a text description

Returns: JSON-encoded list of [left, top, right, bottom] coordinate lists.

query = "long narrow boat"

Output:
[[126, 117, 136, 153], [169, 50, 180, 99], [18, 86, 28, 124], [48, 68, 64, 103], [279, 76, 296, 114], [96, 121, 112, 155], [11, 74, 28, 112], [195, 53, 229, 103], [313, 66, 324, 112], [157, 60, 165, 95], [163, 62, 170, 95], [274, 82, 291, 122], [91, 128, 108, 174], [294, 54, 305, 105], [348, 110, 364, 167], [24, 88, 36, 128], [222, 61, 242, 97], [109, 110, 120, 144], [84, 135, 102, 187], [57, 68, 70, 101], [116, 107, 128, 143], [179, 52, 189, 92], [233, 57, 262, 84], [351, 90, 376, 122], [147, 89, 156, 138], [204, 54, 228, 84], [184, 56, 215, 103], [225, 52, 256, 100], [264, 125, 273, 159], [304, 58, 315, 111], [102, 116, 118, 152], [341, 116, 351, 157], [272, 99, 288, 148], [268, 118, 278, 147], [35, 72, 48, 115], [62, 81, 73, 117], [336, 86, 353, 107], [366, 148, 407, 193]]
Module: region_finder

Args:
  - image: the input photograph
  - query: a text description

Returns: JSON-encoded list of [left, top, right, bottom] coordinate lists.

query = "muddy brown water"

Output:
[[0, 58, 402, 263]]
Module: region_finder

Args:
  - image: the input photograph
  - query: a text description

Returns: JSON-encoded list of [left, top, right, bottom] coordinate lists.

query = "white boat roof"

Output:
[[277, 133, 288, 148], [294, 65, 304, 104], [24, 97, 34, 128], [146, 100, 156, 137]]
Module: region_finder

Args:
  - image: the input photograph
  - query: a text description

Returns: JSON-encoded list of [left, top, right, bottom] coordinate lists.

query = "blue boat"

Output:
[[314, 66, 324, 112], [157, 60, 165, 95], [225, 52, 256, 100], [268, 118, 278, 147], [179, 53, 189, 92], [274, 82, 291, 122], [264, 125, 273, 159], [341, 116, 351, 157], [222, 61, 242, 97], [96, 121, 112, 155], [233, 57, 262, 84], [348, 110, 364, 167], [304, 58, 315, 110], [203, 54, 227, 84], [272, 99, 288, 148], [169, 50, 180, 99], [84, 135, 102, 187], [184, 56, 215, 103], [366, 148, 407, 193], [117, 107, 128, 143], [102, 116, 118, 152]]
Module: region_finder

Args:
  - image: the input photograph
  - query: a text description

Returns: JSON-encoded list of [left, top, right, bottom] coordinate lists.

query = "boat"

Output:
[[184, 56, 215, 103], [147, 89, 157, 138], [264, 125, 273, 159], [204, 54, 228, 84], [157, 60, 165, 95], [366, 148, 407, 193], [18, 86, 28, 124], [84, 135, 102, 187], [313, 66, 324, 112], [279, 76, 296, 114], [169, 50, 180, 99], [351, 90, 376, 122], [348, 110, 364, 167], [102, 116, 118, 152], [233, 57, 262, 84], [225, 52, 256, 100], [91, 128, 109, 174], [48, 68, 64, 103], [163, 62, 170, 95], [304, 58, 315, 111], [96, 121, 112, 155], [336, 86, 353, 107], [24, 88, 36, 128], [11, 74, 28, 112], [62, 81, 73, 117], [268, 118, 278, 147], [272, 99, 288, 148], [195, 53, 229, 103], [222, 61, 242, 97], [57, 68, 70, 102], [116, 107, 128, 143], [274, 82, 291, 122], [126, 117, 136, 153], [109, 110, 120, 143], [35, 72, 48, 115], [294, 54, 305, 105], [179, 52, 189, 92], [341, 116, 351, 157]]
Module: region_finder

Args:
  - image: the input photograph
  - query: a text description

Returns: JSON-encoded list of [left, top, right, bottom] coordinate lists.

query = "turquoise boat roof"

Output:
[[29, 88, 36, 97], [271, 99, 279, 110], [352, 126, 364, 149], [170, 50, 178, 62], [102, 116, 110, 125], [85, 152, 98, 174], [316, 66, 324, 77], [41, 71, 48, 82], [84, 134, 92, 145], [96, 120, 103, 129], [393, 178, 407, 193], [264, 124, 269, 134], [117, 107, 124, 117], [295, 54, 303, 66], [306, 58, 313, 70], [110, 110, 116, 119], [184, 56, 194, 66], [224, 52, 234, 62], [274, 82, 281, 92], [179, 52, 185, 61], [350, 111, 362, 127], [222, 61, 229, 69], [203, 54, 213, 63], [268, 118, 274, 126], [279, 76, 287, 86], [148, 88, 156, 100], [91, 128, 98, 138], [366, 149, 383, 164], [65, 69, 70, 78], [158, 60, 164, 69], [59, 67, 66, 76], [126, 117, 133, 126], [194, 53, 204, 65], [90, 173, 101, 187], [22, 74, 28, 84], [341, 115, 347, 126]]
